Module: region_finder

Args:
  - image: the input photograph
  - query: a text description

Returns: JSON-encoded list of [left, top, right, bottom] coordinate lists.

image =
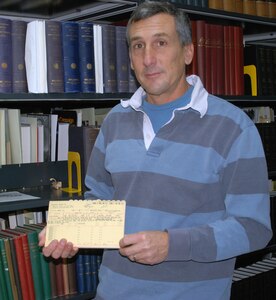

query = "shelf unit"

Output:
[[0, 1, 275, 299]]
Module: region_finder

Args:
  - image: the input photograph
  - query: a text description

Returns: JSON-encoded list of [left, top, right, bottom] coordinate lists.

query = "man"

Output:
[[39, 1, 272, 299]]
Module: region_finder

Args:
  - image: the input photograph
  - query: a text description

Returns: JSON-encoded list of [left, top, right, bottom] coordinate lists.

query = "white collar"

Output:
[[120, 75, 208, 118]]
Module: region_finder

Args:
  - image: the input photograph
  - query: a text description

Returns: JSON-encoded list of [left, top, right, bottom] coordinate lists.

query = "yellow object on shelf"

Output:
[[61, 151, 82, 194], [244, 65, 257, 96]]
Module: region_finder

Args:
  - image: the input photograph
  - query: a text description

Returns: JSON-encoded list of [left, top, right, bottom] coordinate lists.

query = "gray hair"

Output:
[[126, 1, 192, 46]]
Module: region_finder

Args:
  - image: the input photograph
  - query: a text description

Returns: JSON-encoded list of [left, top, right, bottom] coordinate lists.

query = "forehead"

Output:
[[128, 13, 176, 40]]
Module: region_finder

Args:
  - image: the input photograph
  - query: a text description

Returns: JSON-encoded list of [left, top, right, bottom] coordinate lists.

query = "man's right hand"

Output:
[[38, 227, 79, 259]]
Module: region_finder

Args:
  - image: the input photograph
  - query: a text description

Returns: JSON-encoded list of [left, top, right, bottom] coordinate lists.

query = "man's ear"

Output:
[[184, 43, 194, 65]]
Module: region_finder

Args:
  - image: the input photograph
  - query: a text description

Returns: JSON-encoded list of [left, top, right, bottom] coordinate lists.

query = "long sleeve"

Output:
[[167, 120, 272, 262], [84, 127, 114, 200]]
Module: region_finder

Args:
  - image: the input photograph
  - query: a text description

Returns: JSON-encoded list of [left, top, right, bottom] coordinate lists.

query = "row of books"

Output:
[[170, 0, 209, 7], [0, 223, 102, 300], [231, 256, 276, 300], [0, 107, 106, 166], [240, 111, 276, 173], [0, 18, 139, 94], [257, 122, 276, 173], [187, 20, 244, 96], [244, 45, 276, 97], [209, 0, 276, 18], [241, 108, 276, 173], [243, 106, 275, 123]]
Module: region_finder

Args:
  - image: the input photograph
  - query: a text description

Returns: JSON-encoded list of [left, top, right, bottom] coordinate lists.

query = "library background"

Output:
[[0, 0, 275, 299]]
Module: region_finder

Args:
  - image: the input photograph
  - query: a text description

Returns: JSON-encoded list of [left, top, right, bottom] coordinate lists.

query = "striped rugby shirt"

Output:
[[85, 75, 272, 300]]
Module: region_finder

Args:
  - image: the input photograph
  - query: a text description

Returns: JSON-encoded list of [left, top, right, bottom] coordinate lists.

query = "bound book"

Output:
[[62, 22, 81, 92], [195, 20, 206, 86], [101, 24, 117, 93], [244, 44, 275, 96], [45, 21, 64, 93], [115, 26, 129, 93], [25, 20, 48, 93], [208, 0, 223, 9], [78, 22, 96, 93], [0, 235, 18, 300], [0, 18, 12, 93], [11, 20, 28, 93], [1, 229, 35, 300], [45, 200, 126, 249]]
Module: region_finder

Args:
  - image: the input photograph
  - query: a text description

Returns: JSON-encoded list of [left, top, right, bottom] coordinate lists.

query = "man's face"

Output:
[[128, 13, 193, 104]]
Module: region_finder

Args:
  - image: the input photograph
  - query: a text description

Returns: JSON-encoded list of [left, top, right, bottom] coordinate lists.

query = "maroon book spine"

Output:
[[195, 20, 206, 86], [204, 22, 212, 93], [214, 24, 225, 95], [233, 26, 244, 95]]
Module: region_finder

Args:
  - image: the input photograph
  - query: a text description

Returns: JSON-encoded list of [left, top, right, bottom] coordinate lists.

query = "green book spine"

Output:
[[8, 238, 22, 300], [23, 224, 52, 299], [0, 238, 13, 300], [25, 230, 45, 300], [40, 254, 52, 299], [0, 249, 8, 300]]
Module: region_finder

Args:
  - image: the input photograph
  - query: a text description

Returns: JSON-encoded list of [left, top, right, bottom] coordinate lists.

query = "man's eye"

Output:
[[157, 40, 167, 47], [133, 43, 144, 49]]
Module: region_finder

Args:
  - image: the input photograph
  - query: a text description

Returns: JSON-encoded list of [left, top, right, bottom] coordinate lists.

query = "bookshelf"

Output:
[[0, 1, 275, 299]]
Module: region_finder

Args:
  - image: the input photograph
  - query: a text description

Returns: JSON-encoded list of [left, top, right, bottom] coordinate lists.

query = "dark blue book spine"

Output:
[[101, 24, 117, 93], [91, 254, 99, 293], [202, 0, 209, 7], [45, 21, 64, 93], [62, 21, 81, 92], [83, 253, 93, 292], [11, 20, 28, 93], [0, 18, 12, 93], [78, 22, 96, 93], [194, 0, 208, 7], [76, 253, 85, 293], [128, 68, 139, 93], [115, 26, 129, 93], [186, 0, 195, 5]]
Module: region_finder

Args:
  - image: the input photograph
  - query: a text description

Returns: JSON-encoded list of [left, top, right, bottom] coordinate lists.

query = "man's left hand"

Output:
[[119, 230, 169, 265]]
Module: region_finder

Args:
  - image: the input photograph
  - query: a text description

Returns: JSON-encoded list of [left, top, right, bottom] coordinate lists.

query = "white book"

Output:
[[37, 123, 44, 162], [21, 124, 31, 163], [28, 113, 51, 162], [4, 108, 11, 165], [0, 217, 6, 229], [25, 20, 48, 93], [16, 210, 25, 226], [8, 212, 17, 229], [57, 122, 69, 161], [8, 109, 22, 164], [35, 211, 43, 223], [94, 24, 103, 93], [21, 115, 38, 163], [0, 109, 6, 165]]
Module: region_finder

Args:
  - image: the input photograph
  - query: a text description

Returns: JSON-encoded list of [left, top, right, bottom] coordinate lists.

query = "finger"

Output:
[[119, 242, 140, 258], [51, 239, 70, 259], [61, 242, 79, 258], [42, 239, 58, 257], [38, 227, 47, 247], [119, 233, 139, 248]]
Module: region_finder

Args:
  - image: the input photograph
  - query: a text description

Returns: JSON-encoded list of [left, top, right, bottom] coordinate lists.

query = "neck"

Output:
[[146, 81, 191, 105]]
